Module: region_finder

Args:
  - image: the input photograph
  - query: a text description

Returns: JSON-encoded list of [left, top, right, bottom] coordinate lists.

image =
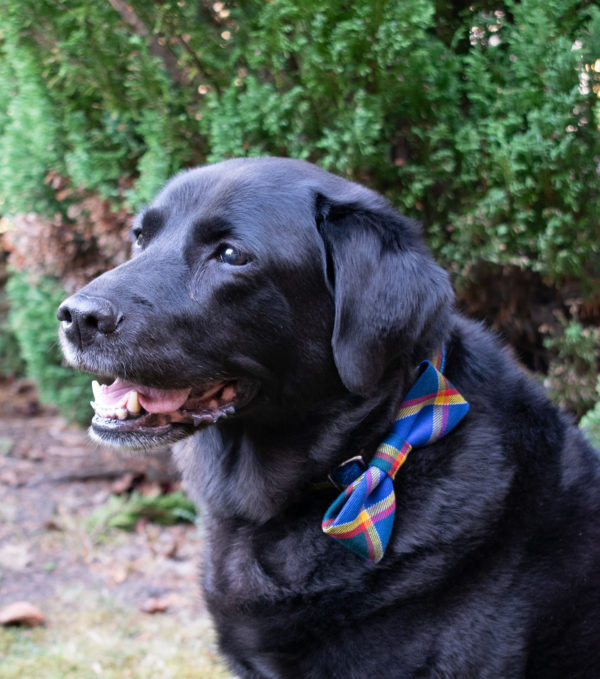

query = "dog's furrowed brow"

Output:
[[141, 208, 165, 237], [191, 216, 236, 244]]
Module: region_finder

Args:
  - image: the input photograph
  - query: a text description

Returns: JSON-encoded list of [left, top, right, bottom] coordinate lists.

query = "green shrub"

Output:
[[543, 317, 600, 417], [200, 0, 600, 287], [0, 0, 598, 418], [88, 490, 198, 534], [0, 299, 24, 377], [0, 0, 197, 214], [0, 39, 62, 215], [1, 0, 598, 287], [580, 378, 600, 448], [6, 272, 92, 425]]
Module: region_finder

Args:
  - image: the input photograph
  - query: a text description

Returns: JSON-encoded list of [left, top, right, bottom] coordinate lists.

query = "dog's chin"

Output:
[[89, 417, 199, 451]]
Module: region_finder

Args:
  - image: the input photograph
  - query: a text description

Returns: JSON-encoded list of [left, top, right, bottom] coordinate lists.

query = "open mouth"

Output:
[[89, 377, 254, 449]]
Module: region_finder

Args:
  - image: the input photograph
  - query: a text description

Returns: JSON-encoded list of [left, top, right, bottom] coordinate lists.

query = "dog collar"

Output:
[[321, 348, 469, 563]]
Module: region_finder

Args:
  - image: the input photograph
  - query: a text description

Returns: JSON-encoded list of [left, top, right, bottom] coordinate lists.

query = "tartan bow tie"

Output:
[[321, 352, 469, 563]]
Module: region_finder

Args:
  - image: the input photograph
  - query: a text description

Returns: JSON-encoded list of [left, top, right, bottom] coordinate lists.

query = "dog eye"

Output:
[[132, 229, 144, 248], [217, 245, 248, 266]]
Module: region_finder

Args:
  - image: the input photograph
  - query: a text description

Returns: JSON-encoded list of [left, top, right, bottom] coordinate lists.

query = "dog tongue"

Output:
[[137, 385, 192, 413], [94, 378, 191, 414]]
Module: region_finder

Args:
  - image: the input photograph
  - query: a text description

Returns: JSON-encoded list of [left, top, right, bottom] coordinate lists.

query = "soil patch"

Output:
[[0, 377, 231, 678]]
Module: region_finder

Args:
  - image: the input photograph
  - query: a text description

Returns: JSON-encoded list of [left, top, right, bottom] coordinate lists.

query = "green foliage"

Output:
[[0, 272, 25, 376], [124, 109, 184, 210], [88, 490, 198, 534], [200, 0, 600, 285], [0, 0, 598, 283], [0, 310, 24, 377], [6, 272, 92, 424], [437, 1, 600, 283], [0, 0, 600, 292], [580, 378, 600, 448], [64, 110, 142, 200], [543, 317, 600, 416], [0, 39, 62, 214], [0, 0, 598, 417], [0, 0, 196, 212]]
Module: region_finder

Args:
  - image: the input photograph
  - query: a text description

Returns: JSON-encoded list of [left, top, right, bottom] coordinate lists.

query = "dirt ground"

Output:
[[0, 377, 231, 678]]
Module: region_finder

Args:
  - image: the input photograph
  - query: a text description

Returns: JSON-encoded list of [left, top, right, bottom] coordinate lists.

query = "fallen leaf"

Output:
[[140, 596, 169, 614], [0, 470, 21, 487], [43, 517, 63, 531], [0, 601, 45, 626], [110, 472, 137, 495], [108, 566, 128, 584]]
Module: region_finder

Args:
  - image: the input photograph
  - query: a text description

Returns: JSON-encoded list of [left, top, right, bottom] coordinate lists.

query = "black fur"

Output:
[[58, 158, 600, 678]]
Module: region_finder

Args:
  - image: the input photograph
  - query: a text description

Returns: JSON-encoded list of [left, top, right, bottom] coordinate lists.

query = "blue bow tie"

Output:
[[322, 354, 469, 562]]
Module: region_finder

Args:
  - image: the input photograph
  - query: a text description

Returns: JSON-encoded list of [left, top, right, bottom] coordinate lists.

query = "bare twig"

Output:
[[28, 466, 143, 486]]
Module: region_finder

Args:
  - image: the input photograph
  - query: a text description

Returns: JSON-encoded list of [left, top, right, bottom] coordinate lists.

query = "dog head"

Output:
[[58, 158, 453, 449]]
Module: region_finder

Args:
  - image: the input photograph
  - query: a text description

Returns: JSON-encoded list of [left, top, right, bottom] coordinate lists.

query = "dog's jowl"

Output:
[[58, 158, 600, 679]]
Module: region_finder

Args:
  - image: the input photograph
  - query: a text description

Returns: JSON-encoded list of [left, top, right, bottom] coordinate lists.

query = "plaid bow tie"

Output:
[[321, 353, 469, 563]]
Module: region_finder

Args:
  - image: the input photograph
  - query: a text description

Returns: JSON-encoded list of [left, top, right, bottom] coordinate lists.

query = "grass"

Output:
[[0, 590, 233, 679], [87, 490, 198, 536]]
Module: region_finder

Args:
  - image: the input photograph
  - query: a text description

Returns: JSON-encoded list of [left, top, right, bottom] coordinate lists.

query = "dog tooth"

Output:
[[91, 380, 101, 400], [116, 407, 128, 420], [126, 390, 141, 414]]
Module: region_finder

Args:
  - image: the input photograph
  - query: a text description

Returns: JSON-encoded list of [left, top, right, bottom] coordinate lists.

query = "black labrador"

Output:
[[58, 157, 600, 678]]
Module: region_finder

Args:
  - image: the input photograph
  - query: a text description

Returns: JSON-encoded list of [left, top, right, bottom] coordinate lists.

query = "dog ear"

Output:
[[315, 193, 454, 396]]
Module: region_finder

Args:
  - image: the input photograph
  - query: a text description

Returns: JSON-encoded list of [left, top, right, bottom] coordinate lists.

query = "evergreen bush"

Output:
[[543, 316, 600, 416], [0, 292, 24, 378], [0, 0, 598, 422], [581, 379, 600, 448], [6, 272, 93, 425]]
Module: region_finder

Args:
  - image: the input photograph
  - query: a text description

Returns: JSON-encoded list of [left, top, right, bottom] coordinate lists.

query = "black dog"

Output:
[[58, 158, 600, 678]]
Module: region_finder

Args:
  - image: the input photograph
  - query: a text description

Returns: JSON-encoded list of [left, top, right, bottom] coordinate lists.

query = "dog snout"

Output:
[[57, 293, 123, 349]]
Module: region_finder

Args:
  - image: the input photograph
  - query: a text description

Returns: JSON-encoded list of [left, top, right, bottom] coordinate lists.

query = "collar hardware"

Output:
[[327, 454, 366, 491], [321, 348, 469, 563]]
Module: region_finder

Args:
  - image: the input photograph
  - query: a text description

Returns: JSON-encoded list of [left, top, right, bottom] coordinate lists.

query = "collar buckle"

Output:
[[328, 454, 366, 491]]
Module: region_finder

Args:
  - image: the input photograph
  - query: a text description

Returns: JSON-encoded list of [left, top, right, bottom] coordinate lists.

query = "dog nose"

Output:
[[57, 293, 122, 348]]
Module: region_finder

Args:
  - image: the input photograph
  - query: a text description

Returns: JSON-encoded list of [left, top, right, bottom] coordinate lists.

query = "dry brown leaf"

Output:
[[110, 472, 138, 495], [0, 601, 45, 626], [0, 469, 21, 487], [109, 566, 128, 584], [140, 596, 170, 614]]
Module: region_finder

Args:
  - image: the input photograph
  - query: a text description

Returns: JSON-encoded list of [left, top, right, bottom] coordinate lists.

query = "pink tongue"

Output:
[[96, 378, 191, 414], [137, 386, 192, 413]]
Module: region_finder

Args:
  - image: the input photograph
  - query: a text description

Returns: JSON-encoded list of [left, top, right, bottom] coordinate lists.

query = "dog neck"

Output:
[[175, 352, 439, 524]]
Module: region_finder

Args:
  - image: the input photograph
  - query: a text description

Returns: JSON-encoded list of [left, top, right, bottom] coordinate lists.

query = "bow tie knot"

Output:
[[322, 356, 469, 563]]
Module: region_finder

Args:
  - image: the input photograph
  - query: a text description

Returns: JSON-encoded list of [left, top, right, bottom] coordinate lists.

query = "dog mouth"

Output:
[[89, 377, 254, 449]]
